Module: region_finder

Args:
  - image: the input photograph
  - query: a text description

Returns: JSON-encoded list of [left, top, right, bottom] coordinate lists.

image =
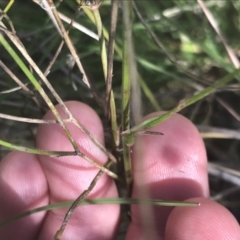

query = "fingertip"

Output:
[[128, 113, 209, 238], [166, 197, 240, 240], [35, 101, 120, 239], [0, 151, 48, 212], [0, 151, 48, 240]]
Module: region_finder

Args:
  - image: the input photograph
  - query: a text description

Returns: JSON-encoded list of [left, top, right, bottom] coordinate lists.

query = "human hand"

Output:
[[0, 101, 239, 240]]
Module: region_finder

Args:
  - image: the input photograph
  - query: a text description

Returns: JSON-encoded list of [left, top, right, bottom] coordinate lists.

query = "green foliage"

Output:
[[1, 0, 240, 237]]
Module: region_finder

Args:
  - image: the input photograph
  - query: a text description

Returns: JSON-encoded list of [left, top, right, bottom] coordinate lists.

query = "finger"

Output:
[[36, 101, 119, 240], [126, 113, 208, 239], [0, 151, 48, 240], [165, 197, 240, 240]]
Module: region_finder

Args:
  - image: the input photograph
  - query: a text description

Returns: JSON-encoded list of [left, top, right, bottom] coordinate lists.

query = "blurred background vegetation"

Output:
[[0, 0, 240, 225]]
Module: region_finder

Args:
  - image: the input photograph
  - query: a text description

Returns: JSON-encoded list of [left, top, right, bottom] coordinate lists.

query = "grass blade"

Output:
[[124, 69, 240, 136], [0, 198, 199, 228]]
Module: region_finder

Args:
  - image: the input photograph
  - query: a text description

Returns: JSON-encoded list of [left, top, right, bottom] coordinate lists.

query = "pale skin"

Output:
[[0, 101, 240, 240]]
